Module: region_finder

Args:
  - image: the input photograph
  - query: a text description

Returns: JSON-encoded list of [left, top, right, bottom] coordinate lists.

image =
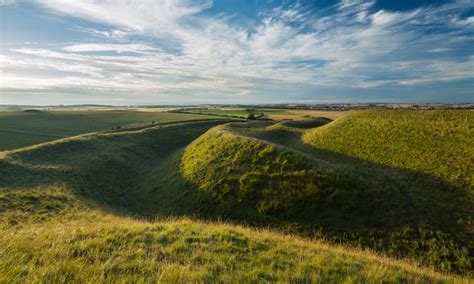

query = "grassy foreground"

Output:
[[1, 195, 453, 282]]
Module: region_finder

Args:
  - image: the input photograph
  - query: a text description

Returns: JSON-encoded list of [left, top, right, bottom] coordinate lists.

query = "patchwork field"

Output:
[[172, 107, 347, 121], [174, 108, 264, 119], [261, 109, 348, 120], [0, 109, 472, 281]]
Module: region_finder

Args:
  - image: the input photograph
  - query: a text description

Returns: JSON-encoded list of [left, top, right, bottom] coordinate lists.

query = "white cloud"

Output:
[[62, 44, 158, 53], [36, 0, 212, 34], [73, 28, 130, 39], [0, 0, 16, 6], [1, 0, 473, 102]]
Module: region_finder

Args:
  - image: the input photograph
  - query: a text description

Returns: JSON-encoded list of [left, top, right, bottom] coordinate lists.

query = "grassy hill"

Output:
[[182, 113, 474, 275], [0, 111, 472, 281], [303, 110, 473, 189]]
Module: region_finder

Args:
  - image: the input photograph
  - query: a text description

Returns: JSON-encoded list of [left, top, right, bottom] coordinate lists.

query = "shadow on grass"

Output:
[[0, 120, 229, 217], [0, 119, 472, 275]]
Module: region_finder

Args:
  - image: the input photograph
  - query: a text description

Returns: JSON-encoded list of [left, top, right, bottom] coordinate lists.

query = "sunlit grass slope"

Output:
[[303, 110, 474, 189], [1, 198, 452, 283], [182, 114, 474, 275], [1, 119, 231, 218], [0, 119, 455, 282]]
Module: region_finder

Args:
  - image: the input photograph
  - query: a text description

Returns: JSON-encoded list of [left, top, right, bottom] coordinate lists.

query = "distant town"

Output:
[[1, 103, 473, 112]]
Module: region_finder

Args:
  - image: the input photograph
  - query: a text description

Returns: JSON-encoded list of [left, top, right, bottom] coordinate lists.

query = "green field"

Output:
[[259, 109, 348, 120], [0, 110, 472, 281], [176, 108, 263, 119], [0, 110, 218, 151], [170, 107, 347, 121]]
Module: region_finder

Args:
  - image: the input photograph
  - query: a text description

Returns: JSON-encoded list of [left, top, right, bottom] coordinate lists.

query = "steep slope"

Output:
[[182, 113, 474, 275], [0, 119, 231, 218], [303, 110, 473, 189], [0, 119, 457, 282]]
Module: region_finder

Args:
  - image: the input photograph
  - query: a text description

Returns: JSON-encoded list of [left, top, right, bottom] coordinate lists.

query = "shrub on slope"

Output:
[[303, 110, 474, 189]]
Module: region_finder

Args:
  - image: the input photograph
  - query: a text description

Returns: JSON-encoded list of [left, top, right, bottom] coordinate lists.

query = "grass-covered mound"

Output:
[[0, 120, 455, 282], [182, 123, 353, 217], [182, 114, 474, 275], [0, 120, 232, 218], [303, 110, 473, 189]]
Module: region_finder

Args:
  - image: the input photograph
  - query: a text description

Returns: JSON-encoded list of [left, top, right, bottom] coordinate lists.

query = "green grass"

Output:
[[261, 109, 348, 121], [176, 108, 263, 119], [182, 113, 474, 275], [303, 110, 474, 189], [276, 117, 333, 129], [257, 109, 295, 115], [0, 110, 218, 151], [0, 130, 55, 151], [1, 205, 452, 282], [1, 119, 230, 217], [0, 111, 471, 281]]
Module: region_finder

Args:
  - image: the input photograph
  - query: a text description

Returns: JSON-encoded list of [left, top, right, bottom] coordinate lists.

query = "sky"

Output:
[[0, 0, 473, 105]]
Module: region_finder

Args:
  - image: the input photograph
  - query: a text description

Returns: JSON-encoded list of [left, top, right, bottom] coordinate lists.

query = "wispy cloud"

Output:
[[62, 43, 158, 53], [72, 28, 130, 39], [1, 0, 473, 104], [36, 0, 213, 34], [0, 0, 16, 6]]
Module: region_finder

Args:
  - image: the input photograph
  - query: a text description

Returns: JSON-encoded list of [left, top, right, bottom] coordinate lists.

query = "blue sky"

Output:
[[1, 0, 473, 105]]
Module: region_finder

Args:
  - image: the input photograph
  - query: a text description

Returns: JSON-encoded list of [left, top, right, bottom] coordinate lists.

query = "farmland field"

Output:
[[0, 110, 219, 151], [261, 109, 348, 120], [0, 109, 472, 281], [175, 108, 263, 118], [174, 107, 347, 120]]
